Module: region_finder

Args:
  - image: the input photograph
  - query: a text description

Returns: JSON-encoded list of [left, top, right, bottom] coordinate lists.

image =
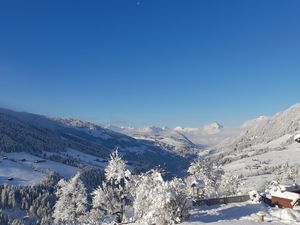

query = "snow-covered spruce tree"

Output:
[[187, 157, 224, 197], [0, 171, 59, 225], [53, 173, 88, 224], [133, 170, 190, 225], [92, 149, 131, 223], [133, 169, 168, 225]]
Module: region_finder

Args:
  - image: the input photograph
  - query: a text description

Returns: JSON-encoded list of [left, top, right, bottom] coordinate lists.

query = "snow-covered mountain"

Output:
[[2, 103, 300, 190], [0, 108, 191, 185], [109, 122, 243, 148], [241, 116, 269, 129], [106, 125, 202, 156], [218, 103, 300, 151], [209, 103, 300, 192], [174, 122, 243, 146], [202, 122, 223, 135]]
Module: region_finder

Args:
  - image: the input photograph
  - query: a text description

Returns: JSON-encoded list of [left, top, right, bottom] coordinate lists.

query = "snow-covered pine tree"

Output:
[[92, 149, 131, 223], [133, 169, 167, 224], [53, 173, 88, 224]]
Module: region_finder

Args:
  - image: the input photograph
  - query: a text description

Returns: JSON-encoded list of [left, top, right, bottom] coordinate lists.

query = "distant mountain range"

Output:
[[2, 103, 300, 188], [106, 121, 242, 146], [106, 103, 300, 192], [106, 125, 202, 156], [0, 108, 191, 183]]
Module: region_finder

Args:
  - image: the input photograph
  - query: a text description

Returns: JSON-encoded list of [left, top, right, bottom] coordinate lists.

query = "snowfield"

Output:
[[218, 141, 300, 193], [0, 158, 44, 186], [6, 152, 79, 178], [180, 202, 299, 225], [0, 152, 79, 185], [132, 202, 300, 225]]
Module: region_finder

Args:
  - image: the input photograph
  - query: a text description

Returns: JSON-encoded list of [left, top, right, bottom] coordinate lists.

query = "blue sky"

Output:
[[0, 0, 300, 127]]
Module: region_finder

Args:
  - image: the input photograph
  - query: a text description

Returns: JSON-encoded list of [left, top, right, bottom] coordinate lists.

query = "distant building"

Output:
[[34, 159, 46, 163], [191, 180, 205, 198]]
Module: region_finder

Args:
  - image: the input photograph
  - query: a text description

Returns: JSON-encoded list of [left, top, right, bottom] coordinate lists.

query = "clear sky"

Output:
[[0, 0, 300, 127]]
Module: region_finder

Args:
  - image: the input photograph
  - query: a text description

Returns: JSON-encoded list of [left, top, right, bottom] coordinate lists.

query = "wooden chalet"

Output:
[[271, 184, 300, 208], [191, 180, 205, 198]]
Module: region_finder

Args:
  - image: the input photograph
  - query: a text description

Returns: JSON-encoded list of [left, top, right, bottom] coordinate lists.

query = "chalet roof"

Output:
[[294, 133, 300, 140], [191, 180, 205, 188], [279, 184, 300, 192]]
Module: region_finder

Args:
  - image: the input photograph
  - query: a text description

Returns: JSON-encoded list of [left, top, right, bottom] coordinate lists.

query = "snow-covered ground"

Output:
[[0, 158, 44, 186], [219, 141, 300, 193], [0, 152, 79, 185], [180, 202, 300, 225], [132, 201, 300, 225]]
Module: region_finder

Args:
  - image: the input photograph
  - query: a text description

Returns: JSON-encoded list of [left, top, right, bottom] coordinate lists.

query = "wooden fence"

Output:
[[193, 195, 250, 206]]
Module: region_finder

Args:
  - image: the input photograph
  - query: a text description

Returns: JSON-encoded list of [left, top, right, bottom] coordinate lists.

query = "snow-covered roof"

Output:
[[294, 133, 300, 140], [279, 184, 300, 192], [191, 180, 205, 188], [271, 191, 300, 206]]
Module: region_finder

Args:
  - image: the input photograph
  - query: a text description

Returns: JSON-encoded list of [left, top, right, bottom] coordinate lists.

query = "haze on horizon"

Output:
[[1, 0, 300, 127]]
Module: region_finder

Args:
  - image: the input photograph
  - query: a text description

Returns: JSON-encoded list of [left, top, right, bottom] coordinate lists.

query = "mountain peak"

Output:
[[288, 102, 300, 110], [141, 126, 166, 135], [202, 122, 223, 135]]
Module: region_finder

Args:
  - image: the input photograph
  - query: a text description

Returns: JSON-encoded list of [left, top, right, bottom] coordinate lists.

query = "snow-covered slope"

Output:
[[241, 116, 269, 129], [54, 118, 113, 139], [174, 122, 242, 146], [106, 125, 202, 156], [180, 202, 289, 225], [218, 103, 300, 151], [210, 103, 300, 192], [3, 103, 300, 188], [0, 152, 79, 186], [110, 122, 243, 148], [0, 108, 190, 184]]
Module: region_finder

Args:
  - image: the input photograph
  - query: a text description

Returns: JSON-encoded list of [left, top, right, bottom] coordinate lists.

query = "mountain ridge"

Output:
[[0, 108, 191, 181]]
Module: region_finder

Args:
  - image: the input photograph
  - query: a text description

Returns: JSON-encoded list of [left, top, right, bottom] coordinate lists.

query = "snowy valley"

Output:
[[1, 104, 300, 224]]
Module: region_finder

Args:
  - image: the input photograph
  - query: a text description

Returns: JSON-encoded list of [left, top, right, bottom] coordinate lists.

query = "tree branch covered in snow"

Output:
[[187, 157, 224, 197], [53, 173, 88, 224]]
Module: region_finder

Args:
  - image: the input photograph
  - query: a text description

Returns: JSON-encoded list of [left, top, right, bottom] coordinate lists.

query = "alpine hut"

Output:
[[271, 185, 300, 208]]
